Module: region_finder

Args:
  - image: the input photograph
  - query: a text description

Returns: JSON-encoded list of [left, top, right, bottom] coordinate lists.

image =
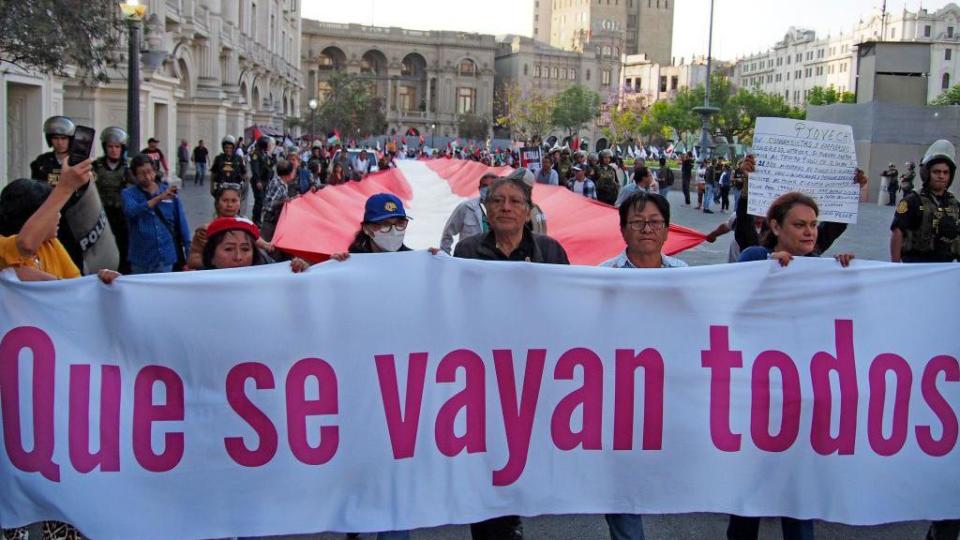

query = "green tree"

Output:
[[552, 85, 601, 136], [932, 84, 960, 105], [315, 72, 387, 138], [457, 113, 491, 140], [494, 83, 556, 143], [602, 104, 643, 146], [807, 85, 856, 105], [0, 0, 124, 83], [647, 89, 700, 143]]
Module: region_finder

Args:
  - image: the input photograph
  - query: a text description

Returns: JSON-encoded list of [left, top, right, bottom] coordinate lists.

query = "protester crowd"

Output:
[[1, 115, 958, 540]]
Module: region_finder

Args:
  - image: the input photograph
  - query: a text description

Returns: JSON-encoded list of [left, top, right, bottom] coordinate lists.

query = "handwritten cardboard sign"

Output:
[[748, 117, 860, 223]]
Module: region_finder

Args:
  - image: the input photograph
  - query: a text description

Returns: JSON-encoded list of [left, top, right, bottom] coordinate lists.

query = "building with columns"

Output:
[[300, 20, 497, 140], [734, 3, 960, 107], [1, 0, 302, 186]]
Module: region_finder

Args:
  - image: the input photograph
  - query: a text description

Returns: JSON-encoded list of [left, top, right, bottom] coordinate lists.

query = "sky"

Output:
[[301, 0, 956, 62]]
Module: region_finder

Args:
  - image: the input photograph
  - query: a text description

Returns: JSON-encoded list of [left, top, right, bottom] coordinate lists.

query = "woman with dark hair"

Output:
[[96, 217, 307, 284], [186, 185, 272, 269], [738, 192, 854, 267], [333, 193, 413, 258], [728, 191, 853, 540], [0, 158, 92, 281], [327, 162, 347, 186], [330, 192, 417, 540]]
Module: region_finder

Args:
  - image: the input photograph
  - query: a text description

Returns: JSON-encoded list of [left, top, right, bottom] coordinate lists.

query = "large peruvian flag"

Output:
[[271, 161, 704, 265]]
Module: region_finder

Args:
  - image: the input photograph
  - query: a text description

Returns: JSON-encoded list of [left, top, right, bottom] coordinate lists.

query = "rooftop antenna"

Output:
[[881, 0, 888, 39]]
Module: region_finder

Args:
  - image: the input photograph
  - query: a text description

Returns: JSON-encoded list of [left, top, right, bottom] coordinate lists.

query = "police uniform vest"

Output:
[[901, 189, 960, 260], [249, 150, 275, 185], [558, 157, 572, 181], [211, 153, 247, 195], [30, 152, 119, 272], [595, 164, 620, 206], [92, 157, 130, 210]]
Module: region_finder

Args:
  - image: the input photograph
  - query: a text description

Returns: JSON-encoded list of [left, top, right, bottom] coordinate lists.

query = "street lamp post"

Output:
[[308, 98, 318, 141], [120, 0, 146, 153], [693, 0, 718, 162], [431, 123, 436, 149]]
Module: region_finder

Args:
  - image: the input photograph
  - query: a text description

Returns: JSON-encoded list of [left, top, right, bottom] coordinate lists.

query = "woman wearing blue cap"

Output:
[[343, 193, 412, 255]]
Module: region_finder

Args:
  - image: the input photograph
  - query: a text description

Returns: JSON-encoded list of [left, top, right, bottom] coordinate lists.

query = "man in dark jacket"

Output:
[[454, 178, 568, 264], [452, 175, 566, 540]]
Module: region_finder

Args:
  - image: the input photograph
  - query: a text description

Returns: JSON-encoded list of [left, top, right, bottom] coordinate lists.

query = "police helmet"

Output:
[[588, 152, 598, 162], [43, 116, 76, 146], [600, 149, 613, 159], [222, 135, 237, 149], [312, 140, 323, 149], [575, 150, 587, 160], [100, 127, 129, 153], [919, 139, 957, 187], [257, 136, 273, 150]]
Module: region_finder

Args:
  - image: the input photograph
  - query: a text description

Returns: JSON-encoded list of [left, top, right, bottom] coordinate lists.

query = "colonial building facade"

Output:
[[494, 35, 623, 143], [300, 20, 497, 140], [734, 3, 960, 106], [619, 54, 734, 107], [1, 0, 302, 185]]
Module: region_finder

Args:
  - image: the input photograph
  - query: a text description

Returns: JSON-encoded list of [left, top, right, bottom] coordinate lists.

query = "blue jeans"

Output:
[[704, 183, 716, 211], [195, 162, 208, 185], [659, 186, 671, 200], [605, 513, 645, 540], [131, 262, 173, 274]]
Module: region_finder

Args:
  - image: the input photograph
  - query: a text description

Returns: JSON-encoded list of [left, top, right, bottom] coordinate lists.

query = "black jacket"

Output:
[[454, 229, 569, 264]]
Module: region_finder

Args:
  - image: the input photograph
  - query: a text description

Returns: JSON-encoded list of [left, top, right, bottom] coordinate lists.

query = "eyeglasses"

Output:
[[626, 219, 666, 232], [372, 221, 408, 233]]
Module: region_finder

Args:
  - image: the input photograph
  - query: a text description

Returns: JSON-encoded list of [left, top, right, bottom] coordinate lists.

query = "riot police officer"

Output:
[[594, 149, 621, 205], [92, 126, 132, 272], [900, 161, 916, 196], [557, 146, 573, 187], [210, 135, 248, 202], [30, 116, 119, 272], [881, 162, 899, 206], [890, 140, 959, 263], [248, 136, 276, 226]]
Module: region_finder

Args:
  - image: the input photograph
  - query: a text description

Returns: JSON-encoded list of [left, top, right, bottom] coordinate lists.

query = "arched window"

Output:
[[459, 59, 477, 77]]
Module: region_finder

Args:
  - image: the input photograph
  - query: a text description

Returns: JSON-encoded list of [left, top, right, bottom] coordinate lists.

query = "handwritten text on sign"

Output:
[[748, 117, 860, 223]]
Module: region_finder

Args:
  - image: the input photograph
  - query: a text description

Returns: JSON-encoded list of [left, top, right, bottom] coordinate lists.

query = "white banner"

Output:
[[0, 254, 958, 540]]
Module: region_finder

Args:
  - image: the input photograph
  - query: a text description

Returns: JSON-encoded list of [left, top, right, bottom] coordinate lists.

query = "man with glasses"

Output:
[[599, 190, 684, 540], [454, 175, 567, 265], [603, 191, 686, 270]]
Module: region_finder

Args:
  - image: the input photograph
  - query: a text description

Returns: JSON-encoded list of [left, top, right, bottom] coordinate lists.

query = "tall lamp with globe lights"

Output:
[[308, 98, 318, 141], [120, 0, 147, 152]]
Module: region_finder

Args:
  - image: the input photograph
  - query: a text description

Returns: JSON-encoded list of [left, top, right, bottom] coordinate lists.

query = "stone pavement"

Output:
[[176, 174, 928, 540]]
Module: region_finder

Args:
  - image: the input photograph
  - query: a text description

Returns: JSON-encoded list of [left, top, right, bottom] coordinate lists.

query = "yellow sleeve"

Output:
[[40, 240, 81, 279], [0, 235, 28, 269]]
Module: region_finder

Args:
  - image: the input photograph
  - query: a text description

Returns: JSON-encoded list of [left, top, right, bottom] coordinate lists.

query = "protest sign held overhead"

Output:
[[748, 117, 861, 223]]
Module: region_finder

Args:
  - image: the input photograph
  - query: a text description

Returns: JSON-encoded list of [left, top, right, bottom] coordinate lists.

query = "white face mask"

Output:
[[372, 228, 405, 252]]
